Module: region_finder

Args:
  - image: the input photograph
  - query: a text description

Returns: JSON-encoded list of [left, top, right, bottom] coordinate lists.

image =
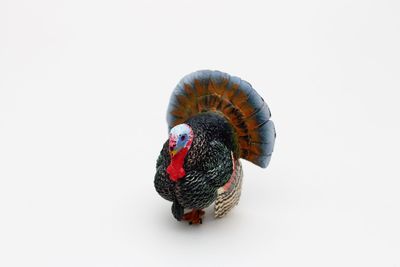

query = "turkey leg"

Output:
[[182, 209, 205, 225]]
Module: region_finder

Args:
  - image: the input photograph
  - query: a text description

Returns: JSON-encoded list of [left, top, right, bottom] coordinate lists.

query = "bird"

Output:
[[154, 70, 276, 224]]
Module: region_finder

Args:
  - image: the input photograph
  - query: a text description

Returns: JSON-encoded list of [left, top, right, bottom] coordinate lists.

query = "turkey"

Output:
[[154, 70, 276, 224]]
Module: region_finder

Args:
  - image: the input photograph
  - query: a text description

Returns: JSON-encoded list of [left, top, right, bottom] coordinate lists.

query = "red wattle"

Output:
[[167, 148, 188, 182], [166, 165, 185, 182]]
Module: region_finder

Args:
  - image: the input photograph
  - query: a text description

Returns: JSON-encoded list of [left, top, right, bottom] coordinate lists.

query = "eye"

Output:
[[180, 135, 186, 141]]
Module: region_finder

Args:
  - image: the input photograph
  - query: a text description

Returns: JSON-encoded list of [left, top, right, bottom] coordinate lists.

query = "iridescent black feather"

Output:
[[155, 113, 233, 215]]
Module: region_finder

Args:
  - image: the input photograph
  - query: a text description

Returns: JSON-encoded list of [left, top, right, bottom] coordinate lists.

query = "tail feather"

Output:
[[167, 70, 276, 168]]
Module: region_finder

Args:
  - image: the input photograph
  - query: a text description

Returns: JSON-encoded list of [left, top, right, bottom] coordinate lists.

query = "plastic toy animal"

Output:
[[154, 70, 276, 224]]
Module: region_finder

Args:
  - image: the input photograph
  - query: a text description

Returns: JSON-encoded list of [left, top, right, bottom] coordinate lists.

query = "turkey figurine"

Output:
[[154, 70, 276, 224]]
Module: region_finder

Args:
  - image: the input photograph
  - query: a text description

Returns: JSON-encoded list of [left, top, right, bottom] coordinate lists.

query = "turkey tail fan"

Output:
[[167, 70, 276, 168]]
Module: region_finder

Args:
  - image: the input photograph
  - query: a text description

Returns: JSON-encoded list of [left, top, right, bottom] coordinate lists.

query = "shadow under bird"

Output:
[[154, 70, 276, 224]]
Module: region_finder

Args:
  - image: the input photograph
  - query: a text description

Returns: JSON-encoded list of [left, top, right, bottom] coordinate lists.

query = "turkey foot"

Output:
[[182, 209, 205, 225]]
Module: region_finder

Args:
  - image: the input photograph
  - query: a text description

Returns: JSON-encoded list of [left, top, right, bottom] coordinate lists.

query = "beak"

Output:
[[169, 135, 179, 157], [169, 139, 178, 157], [170, 149, 178, 157]]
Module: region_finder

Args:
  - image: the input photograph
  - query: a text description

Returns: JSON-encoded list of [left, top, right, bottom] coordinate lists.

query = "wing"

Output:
[[175, 141, 233, 209], [215, 159, 243, 218], [197, 140, 233, 188]]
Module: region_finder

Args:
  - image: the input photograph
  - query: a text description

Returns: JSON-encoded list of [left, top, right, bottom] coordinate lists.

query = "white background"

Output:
[[1, 0, 399, 266]]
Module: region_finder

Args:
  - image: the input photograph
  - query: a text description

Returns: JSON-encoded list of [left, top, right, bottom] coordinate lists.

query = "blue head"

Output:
[[168, 124, 194, 157]]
